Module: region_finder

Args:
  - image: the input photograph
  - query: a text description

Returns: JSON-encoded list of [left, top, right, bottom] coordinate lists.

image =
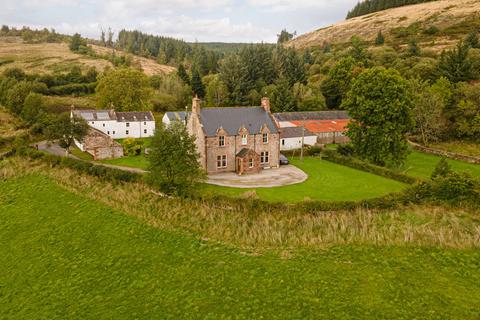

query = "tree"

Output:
[[465, 30, 479, 49], [271, 78, 296, 112], [292, 83, 326, 111], [96, 68, 153, 111], [408, 38, 421, 56], [45, 113, 89, 156], [191, 68, 205, 98], [342, 67, 414, 166], [69, 33, 83, 52], [349, 36, 369, 64], [219, 54, 249, 105], [21, 92, 45, 125], [205, 76, 228, 107], [5, 81, 35, 115], [148, 122, 205, 195], [177, 64, 190, 85], [321, 57, 360, 109], [100, 29, 106, 46], [1, 25, 9, 34], [431, 157, 451, 180], [277, 29, 295, 44], [438, 41, 475, 83], [375, 31, 385, 46], [410, 79, 445, 146], [453, 83, 480, 139]]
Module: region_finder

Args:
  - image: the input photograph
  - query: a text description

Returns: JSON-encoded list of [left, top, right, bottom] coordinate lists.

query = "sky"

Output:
[[1, 0, 359, 43]]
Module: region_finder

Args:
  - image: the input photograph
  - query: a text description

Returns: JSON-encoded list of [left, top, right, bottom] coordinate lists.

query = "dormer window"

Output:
[[242, 134, 248, 145], [219, 136, 225, 147], [263, 133, 268, 144]]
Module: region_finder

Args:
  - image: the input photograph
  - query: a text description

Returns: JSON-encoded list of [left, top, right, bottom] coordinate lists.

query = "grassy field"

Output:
[[429, 141, 480, 158], [99, 154, 149, 170], [1, 168, 479, 319], [398, 151, 480, 179], [205, 157, 407, 203]]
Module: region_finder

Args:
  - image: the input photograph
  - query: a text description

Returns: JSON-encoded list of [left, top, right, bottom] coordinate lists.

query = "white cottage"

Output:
[[279, 127, 318, 151], [162, 111, 190, 127], [72, 109, 156, 139]]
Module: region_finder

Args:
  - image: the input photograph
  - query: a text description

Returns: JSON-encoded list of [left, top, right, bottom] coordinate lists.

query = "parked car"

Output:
[[279, 154, 289, 165]]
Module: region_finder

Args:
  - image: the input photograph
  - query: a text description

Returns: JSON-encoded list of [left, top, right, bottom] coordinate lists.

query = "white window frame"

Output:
[[126, 122, 130, 127], [219, 136, 225, 147], [248, 158, 254, 168], [260, 152, 269, 164], [263, 133, 268, 144], [241, 134, 248, 145], [217, 155, 227, 168]]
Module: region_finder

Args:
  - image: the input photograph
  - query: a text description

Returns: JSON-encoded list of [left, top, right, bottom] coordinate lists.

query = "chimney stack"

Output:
[[192, 96, 201, 114], [261, 97, 270, 113]]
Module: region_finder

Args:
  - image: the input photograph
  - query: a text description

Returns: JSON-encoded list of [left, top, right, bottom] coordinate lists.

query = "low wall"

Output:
[[409, 141, 480, 164]]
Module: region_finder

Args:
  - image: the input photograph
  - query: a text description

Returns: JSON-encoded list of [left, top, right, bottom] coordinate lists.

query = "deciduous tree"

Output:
[[343, 67, 414, 166], [45, 113, 89, 156]]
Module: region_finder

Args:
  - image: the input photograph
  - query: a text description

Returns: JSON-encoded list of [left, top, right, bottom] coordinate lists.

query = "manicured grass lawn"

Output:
[[1, 175, 479, 319], [100, 154, 149, 170], [204, 157, 407, 202], [397, 151, 480, 179]]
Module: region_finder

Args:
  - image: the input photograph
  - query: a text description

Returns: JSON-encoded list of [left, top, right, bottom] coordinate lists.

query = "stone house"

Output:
[[187, 97, 280, 175], [75, 128, 124, 160]]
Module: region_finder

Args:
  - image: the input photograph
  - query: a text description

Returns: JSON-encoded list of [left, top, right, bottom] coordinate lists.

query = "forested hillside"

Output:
[[346, 0, 437, 19]]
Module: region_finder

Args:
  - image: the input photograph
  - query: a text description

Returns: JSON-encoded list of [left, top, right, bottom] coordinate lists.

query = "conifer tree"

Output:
[[191, 69, 205, 98], [375, 31, 385, 46]]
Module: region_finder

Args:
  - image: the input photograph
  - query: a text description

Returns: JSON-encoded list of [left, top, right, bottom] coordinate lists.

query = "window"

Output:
[[103, 123, 105, 127], [144, 129, 147, 134], [126, 122, 130, 127], [91, 122, 95, 125], [260, 152, 269, 164], [248, 158, 254, 168], [144, 122, 146, 125], [241, 134, 248, 145], [263, 133, 268, 143], [126, 130, 129, 135], [113, 131, 116, 135], [217, 155, 227, 168], [218, 136, 225, 147], [281, 139, 285, 146], [107, 131, 110, 135]]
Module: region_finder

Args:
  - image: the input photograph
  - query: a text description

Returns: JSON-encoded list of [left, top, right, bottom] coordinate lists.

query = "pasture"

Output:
[[1, 172, 479, 319]]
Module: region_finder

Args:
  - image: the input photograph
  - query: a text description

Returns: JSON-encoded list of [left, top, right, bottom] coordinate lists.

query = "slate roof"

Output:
[[73, 109, 155, 122], [280, 127, 316, 139], [199, 107, 279, 137], [116, 111, 155, 122], [165, 111, 190, 122], [236, 148, 257, 158], [274, 111, 349, 122]]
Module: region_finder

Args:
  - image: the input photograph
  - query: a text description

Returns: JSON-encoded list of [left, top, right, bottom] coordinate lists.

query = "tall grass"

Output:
[[2, 157, 479, 250]]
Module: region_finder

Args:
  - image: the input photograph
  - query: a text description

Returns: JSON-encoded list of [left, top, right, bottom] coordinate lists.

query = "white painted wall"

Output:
[[162, 114, 171, 127], [280, 136, 317, 151], [85, 120, 156, 139]]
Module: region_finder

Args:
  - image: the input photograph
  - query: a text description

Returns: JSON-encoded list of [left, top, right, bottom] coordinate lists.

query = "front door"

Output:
[[237, 158, 243, 175]]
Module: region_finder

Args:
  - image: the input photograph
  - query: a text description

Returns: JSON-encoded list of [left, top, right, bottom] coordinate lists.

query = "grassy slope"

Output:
[[399, 151, 480, 179], [205, 157, 406, 202], [429, 141, 480, 158], [287, 0, 480, 50], [1, 174, 479, 319]]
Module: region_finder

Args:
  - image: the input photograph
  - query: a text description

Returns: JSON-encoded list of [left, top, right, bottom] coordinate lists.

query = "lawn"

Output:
[[70, 146, 94, 161], [99, 154, 149, 170], [204, 157, 407, 202], [429, 141, 480, 158], [398, 151, 480, 179], [0, 174, 479, 319]]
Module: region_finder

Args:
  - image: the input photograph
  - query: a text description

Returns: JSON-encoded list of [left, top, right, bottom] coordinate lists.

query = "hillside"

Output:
[[288, 0, 480, 50], [0, 36, 175, 76]]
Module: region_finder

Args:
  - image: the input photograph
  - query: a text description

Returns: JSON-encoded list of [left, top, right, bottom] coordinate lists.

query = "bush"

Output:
[[423, 26, 440, 35], [122, 138, 144, 156], [337, 144, 355, 156], [47, 82, 96, 96], [305, 146, 323, 156]]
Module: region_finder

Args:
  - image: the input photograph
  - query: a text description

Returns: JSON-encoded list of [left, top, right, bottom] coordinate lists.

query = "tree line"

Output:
[[346, 0, 437, 19]]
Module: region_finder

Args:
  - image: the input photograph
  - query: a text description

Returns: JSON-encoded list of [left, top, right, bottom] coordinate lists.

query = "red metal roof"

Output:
[[290, 119, 350, 133]]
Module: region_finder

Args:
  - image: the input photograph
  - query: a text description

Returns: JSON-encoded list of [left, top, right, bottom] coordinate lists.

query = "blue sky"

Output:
[[2, 0, 358, 42]]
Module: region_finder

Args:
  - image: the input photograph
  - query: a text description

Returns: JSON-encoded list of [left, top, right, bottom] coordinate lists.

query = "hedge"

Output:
[[322, 149, 419, 184], [47, 82, 97, 96]]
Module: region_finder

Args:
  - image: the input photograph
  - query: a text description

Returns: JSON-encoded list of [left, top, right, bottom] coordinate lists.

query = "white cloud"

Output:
[[247, 0, 354, 11]]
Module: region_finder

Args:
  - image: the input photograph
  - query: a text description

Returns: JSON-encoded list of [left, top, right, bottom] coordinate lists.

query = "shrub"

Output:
[[305, 146, 323, 156], [122, 138, 144, 156], [337, 144, 355, 156], [431, 157, 451, 179], [423, 26, 440, 35]]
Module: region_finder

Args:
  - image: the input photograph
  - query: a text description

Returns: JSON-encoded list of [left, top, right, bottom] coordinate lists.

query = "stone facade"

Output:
[[75, 129, 124, 160], [187, 97, 281, 175]]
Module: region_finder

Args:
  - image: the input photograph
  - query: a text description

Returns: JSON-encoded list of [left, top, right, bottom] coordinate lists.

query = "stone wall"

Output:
[[409, 141, 480, 164], [82, 129, 124, 160]]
